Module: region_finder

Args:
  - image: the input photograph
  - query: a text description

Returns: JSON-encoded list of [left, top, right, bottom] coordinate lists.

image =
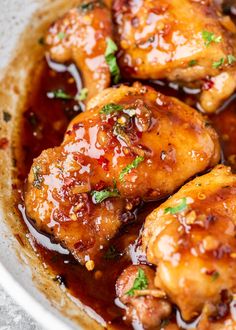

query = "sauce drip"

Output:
[[16, 53, 236, 329]]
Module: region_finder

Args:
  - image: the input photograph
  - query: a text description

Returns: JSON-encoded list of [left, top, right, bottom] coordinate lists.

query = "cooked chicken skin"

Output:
[[113, 0, 236, 112], [116, 265, 172, 329], [25, 83, 220, 265], [143, 165, 236, 323], [45, 0, 112, 100]]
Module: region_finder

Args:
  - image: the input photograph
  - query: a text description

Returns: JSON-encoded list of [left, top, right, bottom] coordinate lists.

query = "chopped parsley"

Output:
[[126, 268, 148, 296], [91, 182, 120, 203], [105, 38, 121, 84], [100, 103, 123, 115], [80, 1, 95, 11], [212, 58, 224, 69], [57, 32, 65, 40], [227, 54, 236, 65], [79, 0, 104, 11], [188, 60, 197, 67], [119, 156, 144, 181], [211, 271, 220, 282], [164, 197, 187, 215], [3, 111, 12, 122], [202, 31, 222, 47], [32, 165, 44, 189], [76, 88, 88, 101], [104, 245, 120, 259], [47, 89, 72, 100]]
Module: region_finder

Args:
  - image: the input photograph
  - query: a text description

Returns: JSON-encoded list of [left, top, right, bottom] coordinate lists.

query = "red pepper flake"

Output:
[[151, 5, 168, 15], [123, 65, 137, 76], [73, 123, 83, 131], [108, 117, 115, 126], [136, 131, 142, 139], [66, 130, 73, 136], [94, 180, 106, 191], [97, 156, 109, 171], [202, 78, 214, 91], [0, 137, 9, 150], [131, 16, 139, 28]]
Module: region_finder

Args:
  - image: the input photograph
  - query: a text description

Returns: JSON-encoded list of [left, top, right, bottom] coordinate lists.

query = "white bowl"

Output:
[[0, 1, 104, 329]]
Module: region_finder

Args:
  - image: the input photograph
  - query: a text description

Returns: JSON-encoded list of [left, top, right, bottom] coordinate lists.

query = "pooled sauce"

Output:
[[16, 52, 236, 329]]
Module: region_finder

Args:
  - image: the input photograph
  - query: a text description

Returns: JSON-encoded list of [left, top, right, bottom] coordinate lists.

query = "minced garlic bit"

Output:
[[69, 213, 77, 221], [197, 192, 206, 200], [185, 210, 197, 225], [202, 235, 219, 251], [117, 115, 128, 125], [133, 289, 166, 298], [85, 260, 95, 271]]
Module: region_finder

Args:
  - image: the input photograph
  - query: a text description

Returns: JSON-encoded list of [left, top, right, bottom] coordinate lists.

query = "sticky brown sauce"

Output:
[[15, 54, 236, 329]]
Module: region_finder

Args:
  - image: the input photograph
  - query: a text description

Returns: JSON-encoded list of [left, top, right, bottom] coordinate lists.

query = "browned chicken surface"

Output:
[[143, 165, 236, 326], [116, 265, 172, 329], [45, 0, 112, 100], [113, 0, 236, 112], [24, 83, 220, 266]]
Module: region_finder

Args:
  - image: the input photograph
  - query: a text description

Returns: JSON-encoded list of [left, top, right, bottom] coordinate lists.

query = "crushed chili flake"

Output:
[[136, 131, 142, 139], [202, 78, 214, 91], [97, 156, 109, 171], [108, 117, 116, 126], [73, 123, 83, 131], [0, 137, 9, 149], [94, 180, 106, 191], [66, 130, 73, 136]]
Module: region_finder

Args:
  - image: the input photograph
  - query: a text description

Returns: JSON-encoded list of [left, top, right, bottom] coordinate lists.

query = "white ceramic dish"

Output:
[[0, 1, 104, 329]]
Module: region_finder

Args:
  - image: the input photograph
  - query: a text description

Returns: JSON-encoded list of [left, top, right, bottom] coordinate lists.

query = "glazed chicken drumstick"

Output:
[[46, 0, 236, 112], [141, 165, 236, 328], [113, 0, 236, 113], [45, 0, 113, 100], [25, 83, 220, 266]]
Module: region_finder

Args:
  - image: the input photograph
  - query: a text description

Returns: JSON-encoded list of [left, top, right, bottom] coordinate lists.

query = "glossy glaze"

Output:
[[16, 41, 236, 329], [113, 0, 236, 113], [45, 0, 112, 100]]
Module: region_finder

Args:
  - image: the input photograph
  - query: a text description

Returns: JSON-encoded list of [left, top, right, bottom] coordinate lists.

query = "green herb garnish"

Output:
[[227, 54, 236, 65], [91, 182, 120, 204], [80, 1, 94, 11], [164, 197, 187, 215], [119, 156, 144, 181], [32, 165, 44, 189], [126, 268, 148, 296], [76, 88, 88, 101], [57, 32, 65, 40], [104, 245, 120, 259], [79, 0, 104, 11], [100, 103, 123, 115], [212, 58, 224, 69], [105, 38, 121, 84], [47, 89, 72, 100], [160, 319, 170, 328], [202, 31, 222, 46], [211, 271, 220, 282], [188, 60, 197, 67], [3, 111, 12, 122]]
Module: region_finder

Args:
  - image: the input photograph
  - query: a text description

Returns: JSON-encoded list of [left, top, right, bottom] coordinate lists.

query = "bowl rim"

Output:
[[0, 261, 74, 330]]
